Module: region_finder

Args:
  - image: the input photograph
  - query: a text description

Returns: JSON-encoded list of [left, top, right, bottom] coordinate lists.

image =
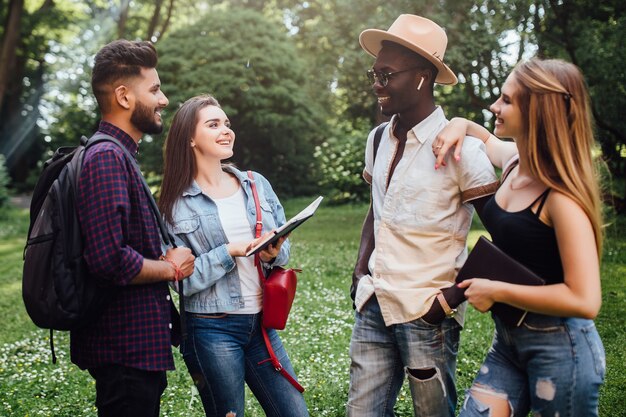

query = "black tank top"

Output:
[[482, 174, 564, 285]]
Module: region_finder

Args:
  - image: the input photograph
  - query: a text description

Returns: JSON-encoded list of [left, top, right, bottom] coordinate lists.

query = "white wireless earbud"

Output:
[[417, 77, 425, 91]]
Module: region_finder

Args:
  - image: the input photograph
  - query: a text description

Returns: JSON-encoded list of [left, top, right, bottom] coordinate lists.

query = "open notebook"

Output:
[[246, 196, 323, 257]]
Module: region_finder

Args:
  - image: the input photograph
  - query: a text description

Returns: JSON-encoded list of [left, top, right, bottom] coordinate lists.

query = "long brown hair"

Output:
[[513, 58, 602, 255], [158, 94, 221, 224]]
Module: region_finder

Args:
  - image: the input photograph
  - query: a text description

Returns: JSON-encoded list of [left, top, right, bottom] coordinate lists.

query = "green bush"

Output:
[[314, 123, 371, 204]]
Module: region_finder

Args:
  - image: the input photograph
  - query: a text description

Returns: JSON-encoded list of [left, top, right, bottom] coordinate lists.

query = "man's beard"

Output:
[[131, 100, 163, 135]]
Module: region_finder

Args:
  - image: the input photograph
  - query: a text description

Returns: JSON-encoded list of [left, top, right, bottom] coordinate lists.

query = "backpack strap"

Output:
[[83, 133, 185, 340], [246, 170, 304, 393], [84, 134, 173, 246], [372, 121, 389, 165]]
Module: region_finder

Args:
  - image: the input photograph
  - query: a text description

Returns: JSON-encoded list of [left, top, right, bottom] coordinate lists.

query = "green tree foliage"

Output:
[[39, 0, 206, 152], [154, 7, 326, 196], [0, 0, 79, 185], [3, 0, 625, 201], [275, 0, 535, 200], [3, 0, 213, 189], [314, 120, 371, 204], [273, 0, 532, 125], [537, 0, 626, 197], [273, 0, 625, 202]]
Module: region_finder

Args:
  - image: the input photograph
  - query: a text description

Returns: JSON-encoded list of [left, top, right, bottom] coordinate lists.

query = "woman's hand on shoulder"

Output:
[[434, 117, 518, 170], [434, 117, 470, 168]]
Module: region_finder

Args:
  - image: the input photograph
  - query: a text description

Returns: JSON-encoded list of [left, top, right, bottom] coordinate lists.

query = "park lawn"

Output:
[[0, 201, 623, 416]]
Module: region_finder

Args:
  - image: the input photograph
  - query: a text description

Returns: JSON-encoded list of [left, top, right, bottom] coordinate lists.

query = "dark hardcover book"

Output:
[[423, 236, 545, 326], [458, 235, 545, 326]]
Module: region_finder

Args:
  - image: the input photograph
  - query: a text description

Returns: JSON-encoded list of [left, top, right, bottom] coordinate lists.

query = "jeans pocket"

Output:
[[582, 324, 606, 378]]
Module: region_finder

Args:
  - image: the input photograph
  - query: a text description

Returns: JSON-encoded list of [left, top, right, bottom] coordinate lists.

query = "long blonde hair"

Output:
[[513, 58, 602, 255]]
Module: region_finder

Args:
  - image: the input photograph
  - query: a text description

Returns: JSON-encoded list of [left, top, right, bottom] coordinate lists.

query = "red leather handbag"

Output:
[[247, 171, 304, 392], [262, 266, 299, 330]]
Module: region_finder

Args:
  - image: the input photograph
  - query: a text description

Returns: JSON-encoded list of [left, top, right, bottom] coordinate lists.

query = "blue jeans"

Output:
[[181, 312, 308, 417], [347, 296, 461, 417], [460, 314, 605, 417]]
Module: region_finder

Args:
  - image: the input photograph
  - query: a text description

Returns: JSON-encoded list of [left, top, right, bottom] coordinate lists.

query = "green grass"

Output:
[[0, 201, 624, 416]]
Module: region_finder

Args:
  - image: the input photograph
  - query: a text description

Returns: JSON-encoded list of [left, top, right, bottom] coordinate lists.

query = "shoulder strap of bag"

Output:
[[247, 170, 265, 276], [373, 121, 389, 165], [86, 133, 185, 340], [86, 134, 173, 246], [246, 170, 304, 393]]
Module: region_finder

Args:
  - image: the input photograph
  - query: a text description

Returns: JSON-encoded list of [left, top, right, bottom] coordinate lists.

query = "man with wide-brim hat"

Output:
[[348, 14, 497, 417], [359, 14, 458, 85]]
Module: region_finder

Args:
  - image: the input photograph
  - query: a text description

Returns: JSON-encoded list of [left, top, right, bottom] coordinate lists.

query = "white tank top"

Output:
[[214, 186, 262, 314]]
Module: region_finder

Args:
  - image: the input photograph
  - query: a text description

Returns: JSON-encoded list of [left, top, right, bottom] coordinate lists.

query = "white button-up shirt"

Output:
[[356, 107, 498, 326]]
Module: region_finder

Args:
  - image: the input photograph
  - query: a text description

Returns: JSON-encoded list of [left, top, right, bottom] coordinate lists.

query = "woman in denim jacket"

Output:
[[158, 95, 308, 417]]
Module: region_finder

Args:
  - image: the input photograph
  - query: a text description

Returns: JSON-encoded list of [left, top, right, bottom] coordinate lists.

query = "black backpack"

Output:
[[23, 133, 177, 360]]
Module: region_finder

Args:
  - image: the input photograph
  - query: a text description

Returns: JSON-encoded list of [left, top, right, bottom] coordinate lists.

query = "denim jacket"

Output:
[[166, 166, 289, 313]]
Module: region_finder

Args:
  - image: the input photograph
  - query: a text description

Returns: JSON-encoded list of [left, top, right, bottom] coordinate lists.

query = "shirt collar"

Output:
[[390, 106, 445, 144], [97, 120, 139, 156]]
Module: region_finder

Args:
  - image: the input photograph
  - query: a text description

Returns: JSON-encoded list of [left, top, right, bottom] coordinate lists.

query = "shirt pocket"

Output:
[[172, 218, 201, 234], [259, 200, 278, 230], [260, 200, 274, 215], [171, 216, 215, 253], [393, 184, 451, 229]]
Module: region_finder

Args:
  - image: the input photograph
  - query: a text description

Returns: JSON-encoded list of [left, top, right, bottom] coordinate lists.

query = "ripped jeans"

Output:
[[181, 312, 308, 417], [347, 296, 460, 417], [460, 314, 605, 417]]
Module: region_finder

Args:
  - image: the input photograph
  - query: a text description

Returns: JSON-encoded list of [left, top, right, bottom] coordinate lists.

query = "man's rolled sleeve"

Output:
[[458, 136, 499, 203]]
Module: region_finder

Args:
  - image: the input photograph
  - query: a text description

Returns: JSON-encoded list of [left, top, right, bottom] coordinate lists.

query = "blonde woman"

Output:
[[433, 59, 605, 416]]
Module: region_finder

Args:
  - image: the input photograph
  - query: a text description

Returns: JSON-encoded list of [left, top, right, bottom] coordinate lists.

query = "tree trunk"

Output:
[[158, 0, 176, 40], [147, 0, 164, 40], [117, 0, 131, 39], [0, 0, 25, 118]]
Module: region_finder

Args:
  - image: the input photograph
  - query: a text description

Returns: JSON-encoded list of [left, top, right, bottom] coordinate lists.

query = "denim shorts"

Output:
[[460, 313, 605, 417]]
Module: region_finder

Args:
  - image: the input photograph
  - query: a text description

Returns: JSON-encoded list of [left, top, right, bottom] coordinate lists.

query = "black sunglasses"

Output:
[[366, 66, 423, 87]]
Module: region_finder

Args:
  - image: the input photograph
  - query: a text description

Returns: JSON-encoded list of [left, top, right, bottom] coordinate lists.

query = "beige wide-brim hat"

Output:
[[359, 14, 458, 85]]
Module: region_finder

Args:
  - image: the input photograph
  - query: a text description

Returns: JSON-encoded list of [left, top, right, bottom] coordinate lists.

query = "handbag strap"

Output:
[[247, 171, 266, 279], [258, 327, 305, 392], [246, 171, 305, 393]]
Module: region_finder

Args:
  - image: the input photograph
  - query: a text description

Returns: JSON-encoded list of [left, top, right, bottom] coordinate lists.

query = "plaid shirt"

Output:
[[70, 121, 177, 371]]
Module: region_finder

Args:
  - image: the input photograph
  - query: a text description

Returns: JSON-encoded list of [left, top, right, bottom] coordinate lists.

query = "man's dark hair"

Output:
[[91, 40, 158, 112], [382, 40, 438, 87]]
